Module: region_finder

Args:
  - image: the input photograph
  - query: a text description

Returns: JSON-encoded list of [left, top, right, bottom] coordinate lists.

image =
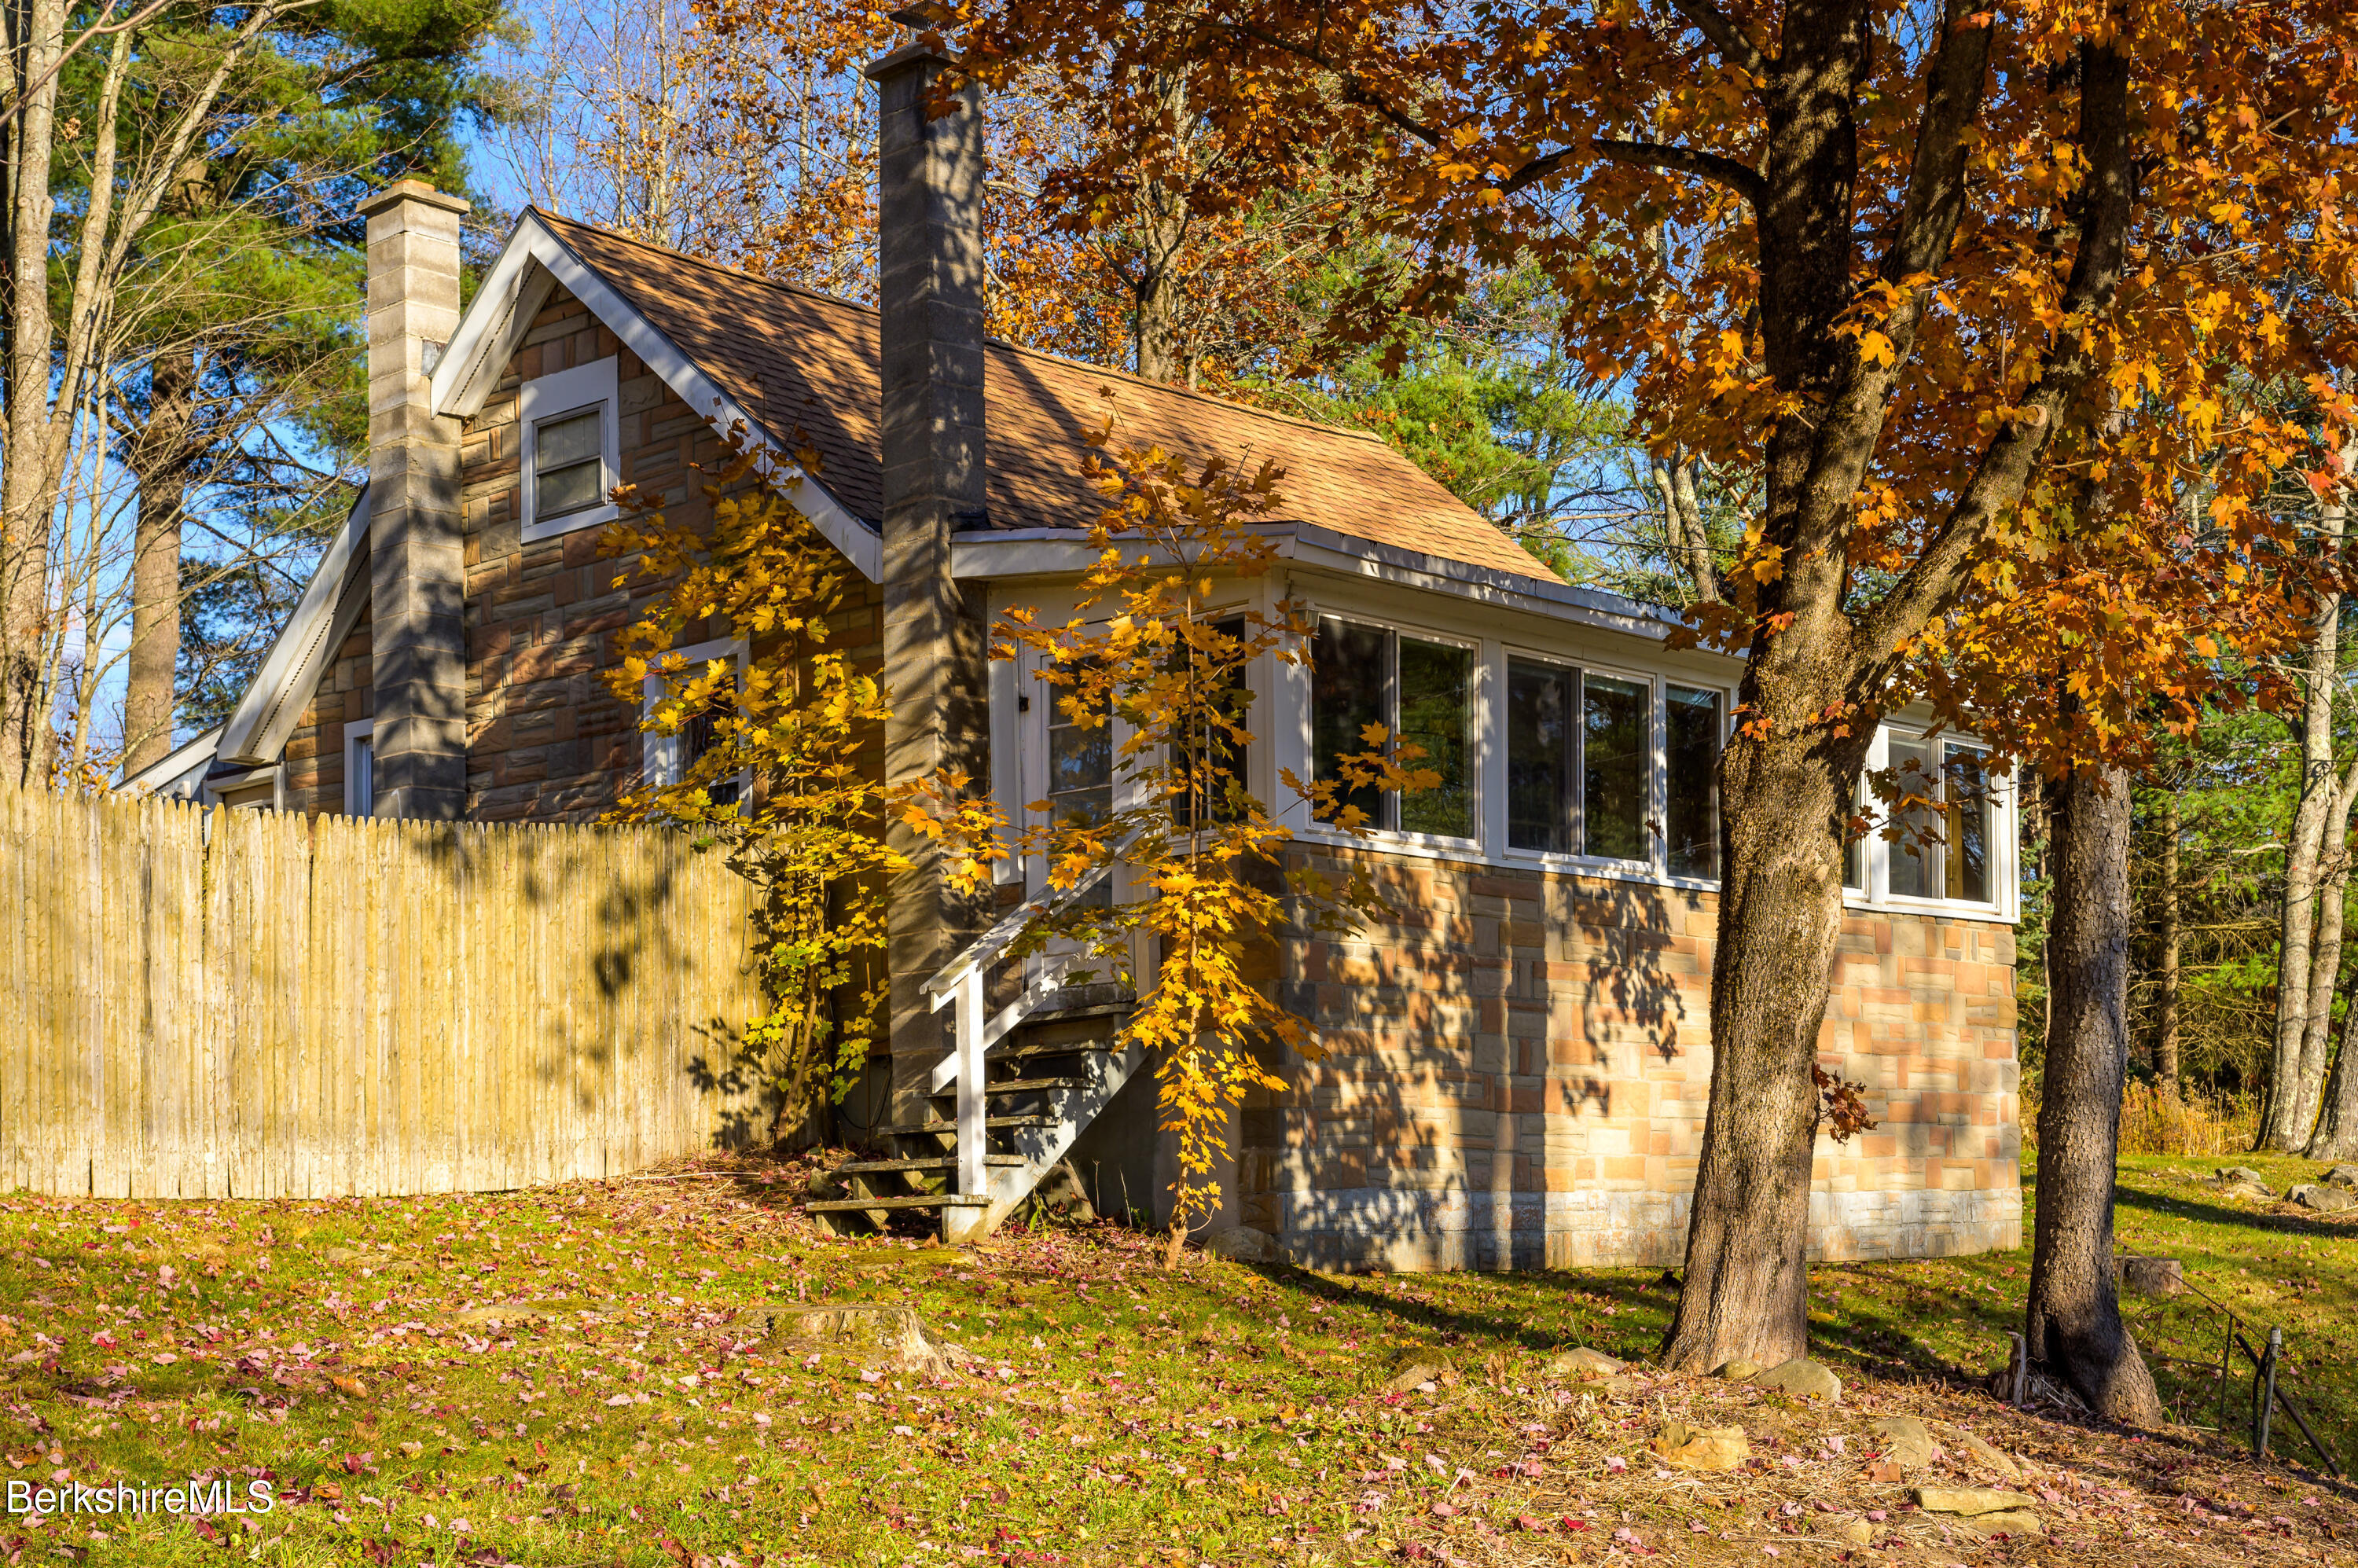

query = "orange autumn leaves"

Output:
[[905, 411, 1429, 1250]]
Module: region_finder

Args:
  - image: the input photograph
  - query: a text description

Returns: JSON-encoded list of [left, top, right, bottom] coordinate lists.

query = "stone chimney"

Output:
[[864, 20, 991, 1131], [357, 178, 470, 821]]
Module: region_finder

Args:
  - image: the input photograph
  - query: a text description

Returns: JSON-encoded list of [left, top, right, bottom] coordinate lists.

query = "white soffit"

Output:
[[119, 724, 222, 799], [216, 489, 374, 767], [432, 212, 883, 581]]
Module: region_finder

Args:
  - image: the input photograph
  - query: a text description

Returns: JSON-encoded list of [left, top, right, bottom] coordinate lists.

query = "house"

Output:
[[127, 25, 2023, 1271]]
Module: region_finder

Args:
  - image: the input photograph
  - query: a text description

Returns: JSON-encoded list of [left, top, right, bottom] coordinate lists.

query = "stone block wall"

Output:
[[287, 284, 881, 821], [1247, 846, 2022, 1272]]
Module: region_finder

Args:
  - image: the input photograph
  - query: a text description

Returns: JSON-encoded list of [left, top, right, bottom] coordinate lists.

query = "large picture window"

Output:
[[1311, 616, 1474, 839]]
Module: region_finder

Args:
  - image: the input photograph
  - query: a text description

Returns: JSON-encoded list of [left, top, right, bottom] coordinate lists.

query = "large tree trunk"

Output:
[[1, 0, 69, 787], [123, 347, 198, 776], [1659, 705, 1868, 1371], [2027, 764, 2165, 1424], [2261, 492, 2349, 1148], [2154, 790, 2180, 1088], [2294, 802, 2353, 1137], [2308, 995, 2358, 1159]]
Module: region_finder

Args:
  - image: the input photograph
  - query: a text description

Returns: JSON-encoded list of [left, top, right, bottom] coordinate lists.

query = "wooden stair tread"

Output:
[[806, 1193, 987, 1213], [876, 1114, 1053, 1135], [928, 1076, 1085, 1098], [991, 1038, 1120, 1060], [830, 1155, 1023, 1174]]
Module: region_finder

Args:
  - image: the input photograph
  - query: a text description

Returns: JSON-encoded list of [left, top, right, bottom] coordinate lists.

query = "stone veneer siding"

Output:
[[1246, 846, 2022, 1272], [285, 284, 881, 821]]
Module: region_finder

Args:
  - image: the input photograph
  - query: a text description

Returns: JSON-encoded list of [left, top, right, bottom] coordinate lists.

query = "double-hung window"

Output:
[[520, 356, 621, 542], [1311, 616, 1474, 839]]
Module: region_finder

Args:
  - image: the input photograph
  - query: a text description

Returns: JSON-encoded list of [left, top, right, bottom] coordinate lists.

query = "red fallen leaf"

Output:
[[1559, 1517, 1589, 1532], [361, 1541, 398, 1567], [1431, 1500, 1456, 1517], [1515, 1515, 1546, 1531], [191, 1518, 222, 1544]]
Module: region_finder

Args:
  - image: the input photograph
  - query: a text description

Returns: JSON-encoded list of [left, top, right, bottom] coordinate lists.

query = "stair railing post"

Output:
[[2257, 1326, 2282, 1458], [957, 965, 986, 1203]]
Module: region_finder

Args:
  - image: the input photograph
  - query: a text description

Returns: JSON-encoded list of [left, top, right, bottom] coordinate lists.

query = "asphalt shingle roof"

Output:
[[538, 212, 1560, 585]]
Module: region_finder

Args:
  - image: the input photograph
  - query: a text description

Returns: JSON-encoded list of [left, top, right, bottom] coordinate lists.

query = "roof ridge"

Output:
[[527, 207, 1393, 450]]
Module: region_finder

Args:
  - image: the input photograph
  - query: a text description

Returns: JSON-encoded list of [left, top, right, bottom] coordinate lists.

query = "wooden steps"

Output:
[[805, 1192, 987, 1214], [830, 1155, 1022, 1175]]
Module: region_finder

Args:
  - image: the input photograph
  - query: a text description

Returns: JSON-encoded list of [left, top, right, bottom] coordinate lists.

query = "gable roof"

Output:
[[439, 210, 1558, 586]]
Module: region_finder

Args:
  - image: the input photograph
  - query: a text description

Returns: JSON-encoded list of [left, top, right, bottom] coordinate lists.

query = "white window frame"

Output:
[[1300, 610, 1484, 851], [1845, 725, 2014, 917], [343, 718, 375, 817], [1659, 674, 1735, 884], [520, 354, 621, 542], [641, 635, 748, 795], [1494, 643, 1668, 876]]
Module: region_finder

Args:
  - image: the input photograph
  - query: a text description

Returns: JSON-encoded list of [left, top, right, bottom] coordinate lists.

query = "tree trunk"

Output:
[[2, 0, 69, 786], [2261, 494, 2349, 1148], [2026, 764, 2165, 1425], [2308, 992, 2358, 1159], [123, 347, 198, 776], [1659, 712, 1866, 1371], [2294, 803, 2352, 1139], [2155, 789, 2180, 1088]]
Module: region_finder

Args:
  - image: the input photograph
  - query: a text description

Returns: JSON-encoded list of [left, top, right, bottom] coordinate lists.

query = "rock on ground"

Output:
[[1751, 1357, 1842, 1403], [1869, 1416, 1937, 1470], [1383, 1361, 1450, 1395], [1200, 1225, 1282, 1263], [2292, 1183, 2358, 1213], [1547, 1346, 1625, 1381], [2215, 1166, 2275, 1199], [2326, 1164, 2358, 1191], [1915, 1486, 2040, 1517], [1653, 1420, 1750, 1471], [1948, 1427, 2024, 1481], [2116, 1255, 2187, 1295], [1713, 1359, 1764, 1381]]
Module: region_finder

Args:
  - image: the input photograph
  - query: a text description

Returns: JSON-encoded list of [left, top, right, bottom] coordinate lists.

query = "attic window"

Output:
[[520, 354, 619, 542]]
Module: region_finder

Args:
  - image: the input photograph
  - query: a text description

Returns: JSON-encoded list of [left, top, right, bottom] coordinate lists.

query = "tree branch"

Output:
[[1662, 0, 1772, 82], [1593, 137, 1767, 210], [1881, 1, 1995, 283], [1854, 39, 2137, 674]]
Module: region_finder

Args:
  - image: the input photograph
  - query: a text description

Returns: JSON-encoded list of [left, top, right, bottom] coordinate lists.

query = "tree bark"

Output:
[[1660, 697, 1869, 1371], [2261, 487, 2349, 1148], [2027, 764, 2165, 1425], [2, 0, 69, 786], [2155, 790, 2180, 1088], [123, 346, 198, 776], [2308, 992, 2358, 1159], [2294, 799, 2353, 1137]]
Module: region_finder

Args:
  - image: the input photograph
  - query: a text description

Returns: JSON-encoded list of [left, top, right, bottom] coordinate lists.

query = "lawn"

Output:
[[0, 1151, 2350, 1566]]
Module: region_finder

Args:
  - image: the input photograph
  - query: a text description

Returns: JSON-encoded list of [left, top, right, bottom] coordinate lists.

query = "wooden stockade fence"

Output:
[[0, 785, 769, 1199]]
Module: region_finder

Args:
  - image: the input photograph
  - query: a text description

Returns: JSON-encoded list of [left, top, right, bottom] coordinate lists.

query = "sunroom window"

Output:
[[1311, 616, 1473, 838], [1663, 684, 1723, 879], [1505, 656, 1575, 853], [1581, 672, 1648, 861], [1882, 734, 1994, 902]]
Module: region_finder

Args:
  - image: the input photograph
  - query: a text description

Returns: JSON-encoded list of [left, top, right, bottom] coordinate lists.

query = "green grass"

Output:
[[0, 1152, 2350, 1566]]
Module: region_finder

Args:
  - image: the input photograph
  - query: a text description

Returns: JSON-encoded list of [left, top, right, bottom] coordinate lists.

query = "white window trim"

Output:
[[1295, 609, 1486, 852], [343, 718, 375, 817], [1863, 730, 2009, 916], [641, 635, 747, 791], [1490, 643, 1672, 877], [520, 354, 621, 543]]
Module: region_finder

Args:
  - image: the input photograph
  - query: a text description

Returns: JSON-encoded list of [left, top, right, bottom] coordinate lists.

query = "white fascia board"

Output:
[[216, 488, 373, 767], [118, 725, 222, 799], [431, 212, 882, 582], [1286, 522, 1688, 641], [953, 520, 1695, 647]]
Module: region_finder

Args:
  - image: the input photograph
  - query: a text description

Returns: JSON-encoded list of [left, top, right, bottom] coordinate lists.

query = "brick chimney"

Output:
[[357, 178, 470, 821], [864, 20, 991, 1128]]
